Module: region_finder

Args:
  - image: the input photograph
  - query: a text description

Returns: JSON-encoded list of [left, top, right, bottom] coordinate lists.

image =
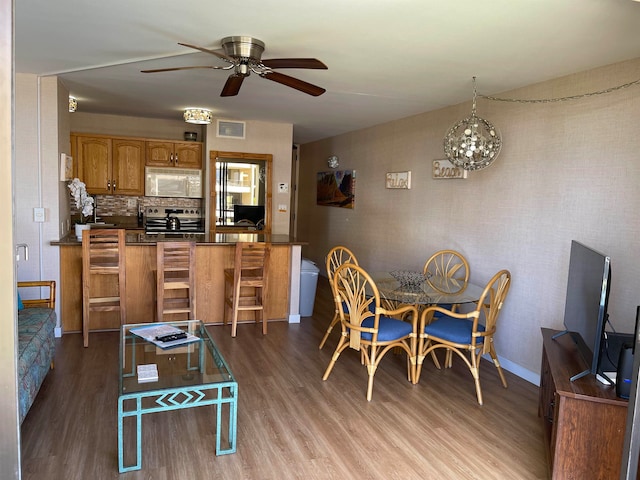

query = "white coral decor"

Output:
[[68, 178, 94, 223]]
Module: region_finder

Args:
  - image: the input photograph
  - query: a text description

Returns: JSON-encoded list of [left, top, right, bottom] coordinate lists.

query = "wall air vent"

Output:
[[216, 120, 246, 139]]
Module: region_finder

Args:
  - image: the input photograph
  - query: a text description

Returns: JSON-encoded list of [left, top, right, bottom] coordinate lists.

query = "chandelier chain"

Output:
[[480, 77, 640, 104], [471, 76, 478, 114]]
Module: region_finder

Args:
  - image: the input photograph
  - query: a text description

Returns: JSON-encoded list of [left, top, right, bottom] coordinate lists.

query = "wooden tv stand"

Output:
[[539, 328, 628, 479]]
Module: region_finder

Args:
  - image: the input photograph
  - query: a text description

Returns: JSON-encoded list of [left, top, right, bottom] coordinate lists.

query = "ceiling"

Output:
[[15, 0, 640, 144]]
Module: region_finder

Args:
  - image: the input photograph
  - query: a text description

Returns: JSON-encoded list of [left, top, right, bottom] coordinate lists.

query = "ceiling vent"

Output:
[[217, 120, 246, 139]]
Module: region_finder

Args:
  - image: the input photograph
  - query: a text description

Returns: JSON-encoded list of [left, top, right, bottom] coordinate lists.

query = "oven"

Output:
[[144, 207, 205, 234]]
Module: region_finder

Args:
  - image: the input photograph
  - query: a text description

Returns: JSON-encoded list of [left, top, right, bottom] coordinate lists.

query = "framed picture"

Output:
[[317, 170, 355, 209], [60, 153, 73, 181], [386, 171, 411, 189]]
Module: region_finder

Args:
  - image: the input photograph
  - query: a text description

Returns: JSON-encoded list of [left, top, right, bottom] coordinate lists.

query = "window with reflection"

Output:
[[209, 151, 272, 233]]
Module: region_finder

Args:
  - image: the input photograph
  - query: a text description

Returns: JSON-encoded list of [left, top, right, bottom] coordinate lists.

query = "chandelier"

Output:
[[183, 108, 213, 124], [443, 78, 501, 171]]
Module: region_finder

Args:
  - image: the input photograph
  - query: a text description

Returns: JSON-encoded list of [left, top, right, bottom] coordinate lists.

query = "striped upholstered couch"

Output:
[[17, 281, 56, 424]]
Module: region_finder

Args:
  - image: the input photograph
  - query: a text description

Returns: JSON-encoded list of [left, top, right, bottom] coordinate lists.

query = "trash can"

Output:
[[300, 258, 320, 317]]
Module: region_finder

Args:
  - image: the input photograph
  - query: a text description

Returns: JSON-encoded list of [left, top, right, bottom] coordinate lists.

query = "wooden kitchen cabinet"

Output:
[[75, 135, 111, 194], [75, 134, 145, 195], [146, 141, 202, 169]]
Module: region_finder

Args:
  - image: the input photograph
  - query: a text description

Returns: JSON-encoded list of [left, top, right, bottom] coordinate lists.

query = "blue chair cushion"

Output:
[[361, 315, 413, 342], [424, 315, 485, 344]]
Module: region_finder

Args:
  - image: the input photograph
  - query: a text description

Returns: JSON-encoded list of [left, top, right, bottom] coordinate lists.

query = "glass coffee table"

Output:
[[118, 320, 237, 473]]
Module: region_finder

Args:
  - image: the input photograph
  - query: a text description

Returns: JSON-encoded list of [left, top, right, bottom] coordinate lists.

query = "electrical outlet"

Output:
[[278, 183, 288, 193], [127, 198, 136, 208]]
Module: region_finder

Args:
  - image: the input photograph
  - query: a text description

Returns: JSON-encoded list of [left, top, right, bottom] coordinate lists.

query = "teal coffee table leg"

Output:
[[118, 396, 143, 473], [216, 383, 238, 455]]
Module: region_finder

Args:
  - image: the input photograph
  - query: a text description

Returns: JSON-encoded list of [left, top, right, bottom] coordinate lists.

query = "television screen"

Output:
[[233, 205, 265, 226], [560, 240, 611, 381]]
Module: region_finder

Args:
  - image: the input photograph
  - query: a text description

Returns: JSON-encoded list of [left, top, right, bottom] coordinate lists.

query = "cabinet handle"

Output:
[[170, 153, 174, 162], [107, 180, 111, 189], [545, 401, 555, 424], [113, 180, 116, 191], [175, 153, 178, 164]]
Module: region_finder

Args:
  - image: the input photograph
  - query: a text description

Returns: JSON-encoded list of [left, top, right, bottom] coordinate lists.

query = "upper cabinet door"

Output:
[[77, 136, 112, 195], [174, 142, 202, 169], [112, 139, 145, 195], [146, 141, 175, 167]]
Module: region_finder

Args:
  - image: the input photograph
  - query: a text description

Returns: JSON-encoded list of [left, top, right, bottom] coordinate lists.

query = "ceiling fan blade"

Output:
[[261, 71, 326, 96], [221, 74, 245, 97], [261, 58, 327, 70], [141, 65, 228, 73], [178, 42, 235, 63]]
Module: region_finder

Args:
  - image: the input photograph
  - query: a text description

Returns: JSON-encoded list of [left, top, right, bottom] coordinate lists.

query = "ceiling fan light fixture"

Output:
[[183, 108, 213, 124], [69, 96, 77, 113]]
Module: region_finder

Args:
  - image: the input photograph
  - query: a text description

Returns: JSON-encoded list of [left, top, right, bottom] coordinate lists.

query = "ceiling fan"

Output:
[[141, 36, 328, 97]]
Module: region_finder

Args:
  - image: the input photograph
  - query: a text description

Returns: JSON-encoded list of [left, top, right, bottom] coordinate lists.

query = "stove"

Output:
[[144, 207, 204, 234]]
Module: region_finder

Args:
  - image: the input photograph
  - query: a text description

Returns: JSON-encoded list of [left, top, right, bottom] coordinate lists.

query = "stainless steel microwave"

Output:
[[144, 167, 202, 198]]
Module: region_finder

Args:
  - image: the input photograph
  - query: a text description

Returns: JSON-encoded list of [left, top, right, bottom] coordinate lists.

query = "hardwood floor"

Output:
[[20, 280, 549, 479]]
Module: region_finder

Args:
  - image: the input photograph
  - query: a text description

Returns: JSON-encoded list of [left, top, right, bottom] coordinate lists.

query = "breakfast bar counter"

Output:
[[53, 232, 307, 334]]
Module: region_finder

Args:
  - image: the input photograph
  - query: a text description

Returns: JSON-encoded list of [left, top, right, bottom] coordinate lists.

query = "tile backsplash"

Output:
[[69, 194, 203, 217]]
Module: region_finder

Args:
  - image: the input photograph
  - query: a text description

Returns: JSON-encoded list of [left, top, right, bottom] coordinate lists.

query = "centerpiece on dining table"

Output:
[[389, 270, 427, 291]]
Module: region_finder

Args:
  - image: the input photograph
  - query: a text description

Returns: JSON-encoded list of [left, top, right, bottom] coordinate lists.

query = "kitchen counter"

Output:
[[54, 233, 307, 334], [52, 232, 305, 246]]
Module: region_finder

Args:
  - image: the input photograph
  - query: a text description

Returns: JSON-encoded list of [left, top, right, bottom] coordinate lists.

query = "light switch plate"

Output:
[[278, 183, 288, 193], [278, 204, 288, 212], [34, 207, 45, 222]]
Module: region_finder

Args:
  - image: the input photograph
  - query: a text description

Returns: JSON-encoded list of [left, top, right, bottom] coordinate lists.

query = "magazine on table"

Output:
[[129, 323, 200, 349]]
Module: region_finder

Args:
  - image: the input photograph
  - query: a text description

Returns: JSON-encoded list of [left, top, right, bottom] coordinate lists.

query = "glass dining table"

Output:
[[370, 272, 485, 308]]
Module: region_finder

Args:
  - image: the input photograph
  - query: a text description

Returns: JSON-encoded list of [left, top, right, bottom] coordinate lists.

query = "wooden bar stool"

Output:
[[156, 241, 196, 322], [82, 229, 126, 347], [224, 242, 270, 337]]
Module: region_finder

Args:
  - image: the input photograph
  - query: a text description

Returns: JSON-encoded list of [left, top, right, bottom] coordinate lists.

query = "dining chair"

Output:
[[322, 263, 418, 401], [415, 269, 511, 405], [319, 245, 359, 349], [223, 242, 270, 337], [422, 249, 470, 321], [423, 249, 470, 290]]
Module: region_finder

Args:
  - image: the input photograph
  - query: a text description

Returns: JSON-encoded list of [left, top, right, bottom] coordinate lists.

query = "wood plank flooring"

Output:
[[20, 280, 549, 479]]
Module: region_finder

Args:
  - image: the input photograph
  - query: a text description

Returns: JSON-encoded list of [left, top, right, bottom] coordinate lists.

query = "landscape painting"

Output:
[[316, 170, 355, 209]]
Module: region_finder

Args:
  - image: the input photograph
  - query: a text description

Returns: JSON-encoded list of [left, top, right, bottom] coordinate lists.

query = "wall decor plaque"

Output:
[[432, 159, 468, 179], [385, 171, 411, 189]]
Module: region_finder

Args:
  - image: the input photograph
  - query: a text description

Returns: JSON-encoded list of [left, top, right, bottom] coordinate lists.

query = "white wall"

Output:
[[296, 58, 640, 383], [1, 0, 20, 474], [15, 74, 66, 332]]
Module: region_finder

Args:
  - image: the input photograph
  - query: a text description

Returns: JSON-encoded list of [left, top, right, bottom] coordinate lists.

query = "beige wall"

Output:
[[70, 111, 205, 141], [297, 58, 640, 382], [205, 119, 293, 234]]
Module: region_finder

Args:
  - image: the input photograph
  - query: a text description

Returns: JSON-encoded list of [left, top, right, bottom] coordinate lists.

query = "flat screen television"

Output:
[[555, 240, 612, 382], [233, 205, 265, 226]]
